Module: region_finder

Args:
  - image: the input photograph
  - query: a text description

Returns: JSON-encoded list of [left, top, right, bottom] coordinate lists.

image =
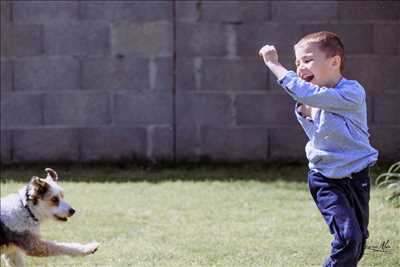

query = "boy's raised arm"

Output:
[[278, 72, 364, 111]]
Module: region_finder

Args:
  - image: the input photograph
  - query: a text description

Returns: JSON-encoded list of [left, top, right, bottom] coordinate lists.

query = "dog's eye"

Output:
[[51, 197, 59, 204]]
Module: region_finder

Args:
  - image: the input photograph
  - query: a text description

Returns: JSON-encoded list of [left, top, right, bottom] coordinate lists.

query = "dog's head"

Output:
[[27, 168, 75, 222]]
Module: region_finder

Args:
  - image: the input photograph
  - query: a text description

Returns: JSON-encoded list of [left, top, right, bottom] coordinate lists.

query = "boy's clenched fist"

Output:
[[258, 44, 279, 66]]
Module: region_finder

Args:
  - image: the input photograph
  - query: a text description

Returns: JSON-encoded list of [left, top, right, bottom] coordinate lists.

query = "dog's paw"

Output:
[[82, 242, 100, 255]]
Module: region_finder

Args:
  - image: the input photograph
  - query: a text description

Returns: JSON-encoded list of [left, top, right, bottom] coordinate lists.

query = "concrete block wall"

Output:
[[1, 1, 399, 164]]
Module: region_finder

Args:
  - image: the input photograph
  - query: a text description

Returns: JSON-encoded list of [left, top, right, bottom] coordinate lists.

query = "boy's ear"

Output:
[[331, 55, 341, 70]]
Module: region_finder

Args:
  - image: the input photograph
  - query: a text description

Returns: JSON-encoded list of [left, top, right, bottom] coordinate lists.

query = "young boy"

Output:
[[259, 31, 379, 266]]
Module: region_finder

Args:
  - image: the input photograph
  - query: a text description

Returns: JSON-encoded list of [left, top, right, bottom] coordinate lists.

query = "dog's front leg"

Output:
[[1, 250, 25, 267], [21, 238, 99, 257]]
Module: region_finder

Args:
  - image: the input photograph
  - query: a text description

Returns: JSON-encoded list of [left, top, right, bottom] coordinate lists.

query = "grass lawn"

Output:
[[1, 164, 399, 267]]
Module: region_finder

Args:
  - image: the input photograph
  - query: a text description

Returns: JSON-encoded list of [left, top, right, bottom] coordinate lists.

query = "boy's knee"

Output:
[[333, 227, 362, 249], [345, 230, 363, 247], [342, 228, 363, 250]]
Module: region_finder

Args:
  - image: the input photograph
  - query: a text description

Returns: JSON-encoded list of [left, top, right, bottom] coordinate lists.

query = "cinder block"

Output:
[[152, 58, 172, 92], [301, 23, 373, 54], [236, 23, 303, 57], [202, 58, 268, 91], [176, 1, 269, 23], [177, 58, 267, 92], [1, 93, 43, 127], [200, 126, 269, 162], [113, 92, 172, 125], [344, 56, 399, 92], [13, 1, 79, 23], [269, 127, 307, 161], [373, 23, 400, 55], [81, 57, 172, 92], [80, 126, 147, 162], [366, 92, 374, 124], [0, 129, 12, 163], [149, 126, 173, 160], [176, 22, 227, 57], [374, 94, 400, 124], [176, 58, 197, 91], [176, 93, 233, 126], [175, 124, 198, 160], [176, 1, 199, 22], [271, 1, 338, 21], [44, 22, 110, 56], [0, 59, 13, 92], [0, 1, 12, 24], [13, 128, 79, 162], [44, 92, 111, 125], [112, 22, 172, 57], [339, 1, 400, 20], [14, 57, 79, 91], [1, 24, 43, 57], [201, 1, 269, 22], [81, 1, 172, 22], [370, 126, 400, 162], [81, 57, 149, 91], [235, 93, 297, 125]]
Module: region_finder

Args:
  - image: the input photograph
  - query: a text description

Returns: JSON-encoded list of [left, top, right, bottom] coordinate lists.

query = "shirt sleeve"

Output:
[[278, 71, 364, 111], [294, 103, 314, 140]]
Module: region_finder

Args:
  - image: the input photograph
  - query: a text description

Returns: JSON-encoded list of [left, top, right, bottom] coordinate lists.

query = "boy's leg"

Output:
[[308, 170, 369, 267], [349, 171, 370, 261]]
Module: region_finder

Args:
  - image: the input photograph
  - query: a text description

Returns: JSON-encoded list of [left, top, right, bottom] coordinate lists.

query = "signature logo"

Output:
[[366, 240, 392, 253]]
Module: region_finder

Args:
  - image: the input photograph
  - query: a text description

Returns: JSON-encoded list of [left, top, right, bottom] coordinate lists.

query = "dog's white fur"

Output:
[[0, 168, 99, 267]]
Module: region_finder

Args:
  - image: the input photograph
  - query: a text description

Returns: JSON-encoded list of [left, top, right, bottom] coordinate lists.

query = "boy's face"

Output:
[[294, 42, 341, 87]]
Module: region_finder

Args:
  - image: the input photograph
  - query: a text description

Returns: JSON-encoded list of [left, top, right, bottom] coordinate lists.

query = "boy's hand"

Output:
[[258, 44, 288, 80], [258, 45, 279, 66], [297, 103, 312, 119]]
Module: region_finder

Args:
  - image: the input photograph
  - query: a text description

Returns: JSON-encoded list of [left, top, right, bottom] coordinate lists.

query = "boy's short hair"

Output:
[[295, 31, 345, 73]]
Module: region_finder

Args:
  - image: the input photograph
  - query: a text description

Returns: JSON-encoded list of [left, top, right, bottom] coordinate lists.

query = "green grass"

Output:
[[1, 165, 399, 267]]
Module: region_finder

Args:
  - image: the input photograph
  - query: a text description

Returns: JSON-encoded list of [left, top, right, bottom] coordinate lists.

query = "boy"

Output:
[[259, 31, 378, 267]]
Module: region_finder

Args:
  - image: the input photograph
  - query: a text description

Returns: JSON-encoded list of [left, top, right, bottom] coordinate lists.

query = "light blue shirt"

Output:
[[278, 71, 378, 178]]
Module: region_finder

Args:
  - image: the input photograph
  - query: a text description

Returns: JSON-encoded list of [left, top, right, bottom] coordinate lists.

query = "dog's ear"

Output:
[[27, 176, 49, 204], [45, 168, 58, 182]]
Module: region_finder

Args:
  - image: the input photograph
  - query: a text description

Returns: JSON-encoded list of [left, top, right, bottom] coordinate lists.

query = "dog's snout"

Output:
[[69, 208, 75, 216]]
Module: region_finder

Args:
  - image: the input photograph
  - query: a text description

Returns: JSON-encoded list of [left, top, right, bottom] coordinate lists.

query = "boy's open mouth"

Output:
[[301, 74, 314, 82]]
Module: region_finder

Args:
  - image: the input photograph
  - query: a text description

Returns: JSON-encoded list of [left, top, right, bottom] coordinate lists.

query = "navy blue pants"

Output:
[[308, 168, 370, 267]]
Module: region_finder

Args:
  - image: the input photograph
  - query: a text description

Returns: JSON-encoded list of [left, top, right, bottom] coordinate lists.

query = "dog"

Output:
[[0, 168, 99, 267]]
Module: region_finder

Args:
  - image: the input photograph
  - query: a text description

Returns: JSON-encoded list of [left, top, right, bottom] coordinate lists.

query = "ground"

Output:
[[1, 164, 399, 267]]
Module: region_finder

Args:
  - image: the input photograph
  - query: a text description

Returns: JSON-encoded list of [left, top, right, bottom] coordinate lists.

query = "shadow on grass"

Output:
[[0, 161, 391, 185]]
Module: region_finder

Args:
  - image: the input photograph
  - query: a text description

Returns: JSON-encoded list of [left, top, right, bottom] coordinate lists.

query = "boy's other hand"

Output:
[[259, 45, 279, 66]]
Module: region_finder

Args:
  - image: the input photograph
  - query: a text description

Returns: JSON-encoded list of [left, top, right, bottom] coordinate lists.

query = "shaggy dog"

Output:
[[0, 168, 99, 267]]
